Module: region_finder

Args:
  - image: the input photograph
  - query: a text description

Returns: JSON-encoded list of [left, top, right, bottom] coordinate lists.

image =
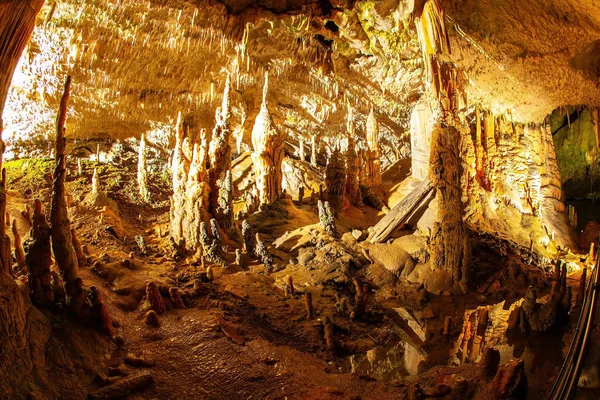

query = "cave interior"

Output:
[[2, 0, 600, 399]]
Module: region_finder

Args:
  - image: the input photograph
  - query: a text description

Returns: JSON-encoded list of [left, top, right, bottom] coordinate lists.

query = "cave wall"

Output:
[[460, 113, 576, 252], [0, 1, 52, 398], [551, 106, 600, 199]]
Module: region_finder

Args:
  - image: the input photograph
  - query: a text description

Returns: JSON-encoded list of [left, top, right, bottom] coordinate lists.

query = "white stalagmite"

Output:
[[299, 139, 305, 162], [366, 108, 382, 186], [91, 168, 100, 196], [137, 132, 149, 201], [251, 72, 285, 205], [311, 135, 317, 167]]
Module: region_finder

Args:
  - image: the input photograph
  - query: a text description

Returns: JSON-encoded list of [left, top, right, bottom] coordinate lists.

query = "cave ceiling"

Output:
[[5, 0, 600, 153]]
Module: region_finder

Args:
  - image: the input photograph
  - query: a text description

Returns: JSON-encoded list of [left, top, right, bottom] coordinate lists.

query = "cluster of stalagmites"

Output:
[[514, 261, 572, 333], [6, 76, 114, 337]]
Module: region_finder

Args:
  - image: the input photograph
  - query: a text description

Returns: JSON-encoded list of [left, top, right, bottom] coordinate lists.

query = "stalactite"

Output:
[[365, 109, 382, 186], [325, 146, 346, 211], [26, 200, 53, 306], [415, 0, 451, 98], [137, 132, 149, 202], [12, 220, 25, 273], [345, 105, 361, 206], [429, 123, 471, 293], [251, 72, 285, 205], [208, 75, 233, 230], [51, 75, 82, 312]]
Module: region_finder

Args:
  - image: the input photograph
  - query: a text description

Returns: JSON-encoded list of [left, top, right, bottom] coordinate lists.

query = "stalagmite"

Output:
[[345, 105, 361, 205], [255, 232, 274, 271], [235, 248, 243, 267], [51, 75, 82, 312], [26, 200, 53, 306], [199, 221, 225, 265], [183, 139, 210, 251], [305, 291, 314, 319], [170, 111, 190, 243], [311, 135, 317, 167], [298, 185, 304, 204], [169, 287, 185, 309], [137, 132, 149, 202], [318, 200, 338, 238], [91, 168, 100, 196], [89, 286, 115, 337], [242, 220, 256, 255], [208, 75, 234, 230], [145, 310, 160, 327], [325, 146, 346, 211], [429, 123, 471, 293], [146, 281, 165, 314], [12, 220, 26, 273], [322, 316, 335, 350], [299, 139, 305, 162], [365, 108, 382, 187], [251, 72, 285, 205], [71, 227, 86, 268]]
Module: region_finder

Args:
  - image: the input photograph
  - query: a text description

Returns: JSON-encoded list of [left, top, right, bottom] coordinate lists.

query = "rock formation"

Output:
[[251, 72, 285, 206], [137, 132, 149, 202], [365, 108, 382, 187], [51, 75, 83, 312], [325, 145, 346, 211], [208, 75, 234, 230]]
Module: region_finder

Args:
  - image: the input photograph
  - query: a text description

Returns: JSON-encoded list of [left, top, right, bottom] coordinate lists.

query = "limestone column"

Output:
[[251, 72, 285, 205]]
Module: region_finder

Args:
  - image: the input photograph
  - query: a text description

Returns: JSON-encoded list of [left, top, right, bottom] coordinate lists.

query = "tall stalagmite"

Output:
[[138, 132, 149, 201], [417, 0, 471, 292], [208, 75, 234, 230], [365, 108, 382, 186], [50, 76, 81, 310], [325, 145, 347, 211], [251, 72, 285, 205], [183, 139, 210, 250], [345, 105, 361, 205], [170, 111, 190, 243], [26, 199, 52, 306]]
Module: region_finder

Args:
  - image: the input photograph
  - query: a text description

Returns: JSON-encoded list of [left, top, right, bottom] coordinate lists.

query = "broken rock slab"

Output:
[[394, 307, 427, 342]]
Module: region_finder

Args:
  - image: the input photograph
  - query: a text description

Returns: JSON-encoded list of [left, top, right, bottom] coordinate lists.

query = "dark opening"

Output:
[[318, 0, 334, 17], [324, 20, 339, 34], [314, 34, 333, 48]]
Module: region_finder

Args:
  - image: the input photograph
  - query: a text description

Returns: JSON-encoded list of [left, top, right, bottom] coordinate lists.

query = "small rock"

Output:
[[352, 229, 364, 241]]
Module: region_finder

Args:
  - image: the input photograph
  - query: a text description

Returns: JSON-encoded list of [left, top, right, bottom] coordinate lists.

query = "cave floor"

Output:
[[4, 156, 595, 400]]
